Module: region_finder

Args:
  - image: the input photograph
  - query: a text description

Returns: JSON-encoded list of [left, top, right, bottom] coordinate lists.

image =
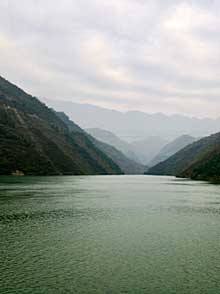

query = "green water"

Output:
[[0, 175, 220, 294]]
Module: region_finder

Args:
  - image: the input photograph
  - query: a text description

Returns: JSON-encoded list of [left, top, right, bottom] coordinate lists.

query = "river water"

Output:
[[0, 175, 220, 293]]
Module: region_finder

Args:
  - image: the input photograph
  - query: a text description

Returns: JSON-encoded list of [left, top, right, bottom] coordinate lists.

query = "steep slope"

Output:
[[149, 135, 196, 167], [57, 113, 145, 174], [86, 128, 140, 163], [147, 132, 220, 177], [130, 136, 168, 165], [0, 76, 122, 175]]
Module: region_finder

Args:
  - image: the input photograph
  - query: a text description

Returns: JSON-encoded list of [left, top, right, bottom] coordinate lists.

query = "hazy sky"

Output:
[[0, 0, 220, 117]]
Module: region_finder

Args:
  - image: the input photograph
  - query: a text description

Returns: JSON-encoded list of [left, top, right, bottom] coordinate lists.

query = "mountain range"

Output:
[[86, 128, 169, 165], [43, 99, 220, 142], [1, 75, 220, 181]]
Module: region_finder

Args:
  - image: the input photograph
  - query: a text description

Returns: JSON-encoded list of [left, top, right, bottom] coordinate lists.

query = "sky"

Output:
[[0, 0, 220, 118]]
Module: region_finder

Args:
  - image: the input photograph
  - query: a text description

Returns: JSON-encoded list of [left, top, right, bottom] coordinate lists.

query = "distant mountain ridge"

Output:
[[43, 99, 220, 141], [86, 128, 140, 163], [130, 136, 168, 165], [82, 128, 168, 165], [0, 75, 122, 176]]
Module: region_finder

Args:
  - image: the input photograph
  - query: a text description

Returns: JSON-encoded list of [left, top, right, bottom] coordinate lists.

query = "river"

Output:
[[0, 175, 220, 293]]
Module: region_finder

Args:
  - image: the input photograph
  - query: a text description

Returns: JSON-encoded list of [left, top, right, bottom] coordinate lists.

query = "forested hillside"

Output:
[[0, 76, 122, 176]]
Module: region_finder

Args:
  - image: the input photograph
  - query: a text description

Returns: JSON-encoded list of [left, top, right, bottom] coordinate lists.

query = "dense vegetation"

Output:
[[0, 76, 122, 176], [146, 132, 220, 181]]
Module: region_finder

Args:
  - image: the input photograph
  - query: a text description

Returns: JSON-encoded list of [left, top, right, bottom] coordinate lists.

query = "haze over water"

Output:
[[1, 175, 220, 293]]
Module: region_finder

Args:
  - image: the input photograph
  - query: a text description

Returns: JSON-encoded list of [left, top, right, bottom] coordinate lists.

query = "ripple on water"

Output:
[[1, 175, 220, 294]]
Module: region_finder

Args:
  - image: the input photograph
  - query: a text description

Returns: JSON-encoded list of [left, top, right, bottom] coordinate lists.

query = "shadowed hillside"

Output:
[[0, 76, 122, 176]]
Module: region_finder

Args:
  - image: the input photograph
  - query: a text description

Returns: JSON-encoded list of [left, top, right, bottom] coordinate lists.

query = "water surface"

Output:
[[0, 175, 220, 293]]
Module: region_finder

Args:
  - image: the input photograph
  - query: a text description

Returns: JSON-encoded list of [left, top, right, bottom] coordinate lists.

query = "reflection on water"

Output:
[[1, 175, 220, 294]]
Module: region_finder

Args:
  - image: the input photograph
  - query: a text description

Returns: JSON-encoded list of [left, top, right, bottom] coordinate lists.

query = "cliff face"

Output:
[[0, 76, 122, 176]]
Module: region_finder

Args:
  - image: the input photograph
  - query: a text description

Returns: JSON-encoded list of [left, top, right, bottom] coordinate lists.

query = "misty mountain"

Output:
[[85, 128, 168, 165], [86, 128, 140, 163], [0, 76, 122, 176], [43, 99, 220, 142], [56, 113, 145, 174], [146, 132, 220, 181], [86, 138, 146, 175], [149, 135, 196, 167], [130, 136, 168, 165]]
